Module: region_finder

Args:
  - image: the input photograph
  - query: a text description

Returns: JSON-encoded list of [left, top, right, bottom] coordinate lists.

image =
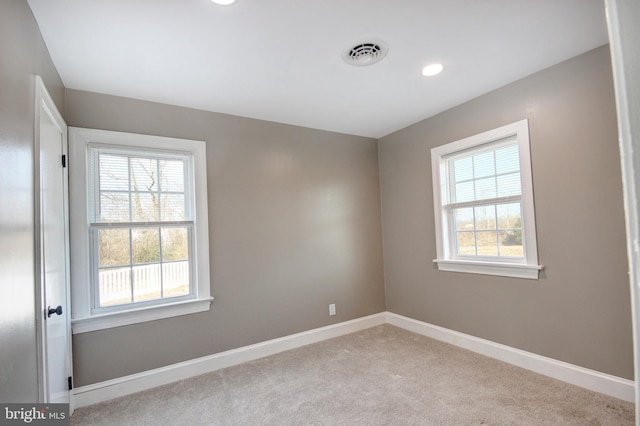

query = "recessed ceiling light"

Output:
[[422, 63, 444, 77], [211, 0, 236, 5]]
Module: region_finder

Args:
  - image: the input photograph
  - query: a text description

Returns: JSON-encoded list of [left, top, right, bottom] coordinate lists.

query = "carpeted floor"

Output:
[[71, 325, 634, 425]]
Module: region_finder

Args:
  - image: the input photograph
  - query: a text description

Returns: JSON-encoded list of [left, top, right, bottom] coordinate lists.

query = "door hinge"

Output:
[[61, 154, 67, 168], [68, 376, 73, 391]]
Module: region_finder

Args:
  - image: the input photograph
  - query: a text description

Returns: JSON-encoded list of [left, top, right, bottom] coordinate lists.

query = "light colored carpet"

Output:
[[71, 325, 634, 425]]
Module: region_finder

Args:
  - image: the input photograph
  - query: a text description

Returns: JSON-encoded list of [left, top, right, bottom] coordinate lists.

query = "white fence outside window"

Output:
[[98, 261, 189, 305]]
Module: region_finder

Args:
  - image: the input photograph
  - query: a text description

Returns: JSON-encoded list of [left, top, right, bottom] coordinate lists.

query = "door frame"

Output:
[[605, 0, 640, 420], [34, 75, 72, 407]]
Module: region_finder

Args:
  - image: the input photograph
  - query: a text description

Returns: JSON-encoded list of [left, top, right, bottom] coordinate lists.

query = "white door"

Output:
[[35, 76, 72, 404]]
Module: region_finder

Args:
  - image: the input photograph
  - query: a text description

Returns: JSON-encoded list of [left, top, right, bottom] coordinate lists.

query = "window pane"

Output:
[[497, 203, 523, 256], [160, 160, 185, 192], [453, 157, 473, 182], [99, 154, 129, 191], [100, 192, 130, 222], [475, 177, 497, 200], [132, 264, 162, 303], [455, 181, 475, 203], [497, 173, 521, 197], [131, 193, 159, 222], [132, 228, 160, 264], [474, 205, 496, 230], [497, 203, 521, 229], [98, 266, 132, 307], [456, 231, 476, 255], [163, 261, 190, 298], [476, 231, 498, 256], [130, 157, 158, 192], [499, 231, 524, 257], [495, 144, 519, 174], [160, 194, 186, 221], [496, 145, 520, 174], [98, 228, 130, 267], [453, 207, 474, 231], [162, 227, 189, 261], [473, 151, 495, 178]]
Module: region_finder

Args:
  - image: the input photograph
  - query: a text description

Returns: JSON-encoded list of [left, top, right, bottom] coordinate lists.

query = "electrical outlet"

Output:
[[329, 303, 336, 316]]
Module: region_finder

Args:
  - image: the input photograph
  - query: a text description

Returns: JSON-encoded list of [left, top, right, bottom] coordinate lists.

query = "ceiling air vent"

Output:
[[343, 40, 388, 66]]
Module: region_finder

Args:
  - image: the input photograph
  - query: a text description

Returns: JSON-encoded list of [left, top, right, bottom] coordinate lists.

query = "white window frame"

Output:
[[430, 119, 543, 279], [69, 127, 212, 333]]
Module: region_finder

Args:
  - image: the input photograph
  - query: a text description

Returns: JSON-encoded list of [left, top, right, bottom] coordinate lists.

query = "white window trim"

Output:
[[69, 127, 212, 333], [430, 119, 543, 279]]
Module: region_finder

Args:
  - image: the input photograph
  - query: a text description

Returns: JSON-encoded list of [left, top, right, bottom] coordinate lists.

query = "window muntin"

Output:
[[431, 119, 542, 279]]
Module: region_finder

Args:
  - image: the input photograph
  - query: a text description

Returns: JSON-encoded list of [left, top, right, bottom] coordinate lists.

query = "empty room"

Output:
[[1, 0, 639, 424]]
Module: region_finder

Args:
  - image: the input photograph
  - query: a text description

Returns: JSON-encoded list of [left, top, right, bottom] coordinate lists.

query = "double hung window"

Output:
[[431, 119, 542, 279], [69, 128, 211, 333], [88, 147, 194, 309]]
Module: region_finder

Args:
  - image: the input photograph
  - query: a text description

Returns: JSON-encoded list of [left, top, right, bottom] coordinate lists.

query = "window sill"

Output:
[[433, 259, 543, 280], [71, 297, 214, 334]]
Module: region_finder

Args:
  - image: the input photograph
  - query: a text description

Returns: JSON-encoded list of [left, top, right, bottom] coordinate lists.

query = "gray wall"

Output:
[[379, 45, 633, 379], [0, 0, 65, 402], [65, 89, 386, 386]]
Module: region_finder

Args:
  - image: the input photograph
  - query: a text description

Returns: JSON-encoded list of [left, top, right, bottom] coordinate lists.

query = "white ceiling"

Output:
[[28, 0, 609, 138]]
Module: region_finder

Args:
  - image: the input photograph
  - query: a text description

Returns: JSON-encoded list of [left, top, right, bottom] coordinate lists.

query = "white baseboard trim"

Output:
[[73, 311, 635, 409], [73, 312, 386, 408], [385, 312, 635, 402]]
